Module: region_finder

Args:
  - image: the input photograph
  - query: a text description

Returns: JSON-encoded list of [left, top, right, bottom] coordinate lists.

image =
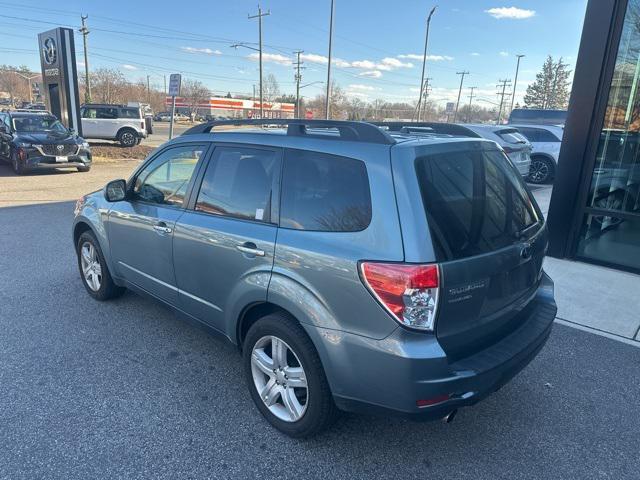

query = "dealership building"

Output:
[[548, 0, 640, 274], [165, 96, 295, 118]]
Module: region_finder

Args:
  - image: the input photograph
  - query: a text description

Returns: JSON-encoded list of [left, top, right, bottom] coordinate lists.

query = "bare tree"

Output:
[[181, 79, 210, 119], [0, 64, 37, 105], [263, 73, 280, 103]]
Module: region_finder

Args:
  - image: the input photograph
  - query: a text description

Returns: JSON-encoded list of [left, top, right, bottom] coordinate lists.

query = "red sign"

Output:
[[305, 110, 313, 119]]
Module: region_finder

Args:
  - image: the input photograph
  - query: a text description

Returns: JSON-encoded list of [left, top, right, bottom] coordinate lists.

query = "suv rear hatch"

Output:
[[414, 141, 545, 361]]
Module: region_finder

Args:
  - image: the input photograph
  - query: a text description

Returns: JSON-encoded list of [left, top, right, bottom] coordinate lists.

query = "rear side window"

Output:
[[416, 148, 539, 261], [496, 129, 528, 144], [280, 149, 371, 232], [195, 146, 278, 223], [518, 128, 561, 143], [120, 108, 140, 119]]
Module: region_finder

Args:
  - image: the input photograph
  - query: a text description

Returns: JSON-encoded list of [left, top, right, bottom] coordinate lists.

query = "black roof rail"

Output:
[[370, 121, 481, 138], [181, 118, 396, 145]]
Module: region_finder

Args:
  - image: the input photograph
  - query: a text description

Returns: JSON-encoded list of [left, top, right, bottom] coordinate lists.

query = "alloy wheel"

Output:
[[80, 241, 102, 291], [529, 159, 549, 183], [251, 335, 308, 422]]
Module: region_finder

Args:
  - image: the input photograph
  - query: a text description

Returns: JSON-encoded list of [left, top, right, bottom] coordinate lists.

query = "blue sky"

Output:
[[0, 0, 588, 106]]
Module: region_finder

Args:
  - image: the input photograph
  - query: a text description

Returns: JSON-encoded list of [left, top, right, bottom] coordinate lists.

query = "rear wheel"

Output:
[[528, 156, 555, 184], [77, 230, 125, 300], [117, 129, 137, 147], [243, 312, 338, 438]]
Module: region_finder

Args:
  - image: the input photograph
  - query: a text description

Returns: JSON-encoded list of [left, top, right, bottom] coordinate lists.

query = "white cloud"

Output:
[[181, 46, 222, 55], [121, 64, 137, 70], [348, 84, 377, 91], [380, 57, 413, 69], [398, 54, 453, 61], [359, 70, 382, 78], [485, 7, 535, 19], [247, 52, 292, 66], [499, 51, 510, 57], [346, 91, 370, 98], [299, 53, 351, 67], [333, 58, 351, 67], [471, 52, 481, 56], [351, 59, 377, 70]]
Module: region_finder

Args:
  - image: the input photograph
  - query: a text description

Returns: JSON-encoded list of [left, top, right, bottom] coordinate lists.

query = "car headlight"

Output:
[[17, 142, 32, 148]]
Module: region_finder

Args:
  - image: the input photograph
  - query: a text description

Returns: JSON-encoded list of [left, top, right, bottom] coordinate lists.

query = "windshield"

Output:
[[416, 148, 540, 261], [13, 116, 68, 133]]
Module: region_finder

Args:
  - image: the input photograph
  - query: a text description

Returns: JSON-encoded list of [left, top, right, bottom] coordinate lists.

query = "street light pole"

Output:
[[511, 54, 525, 113], [249, 5, 270, 119], [79, 15, 91, 103], [415, 6, 437, 121], [325, 0, 335, 119]]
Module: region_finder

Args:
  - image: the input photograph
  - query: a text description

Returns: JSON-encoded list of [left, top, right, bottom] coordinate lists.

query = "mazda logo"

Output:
[[56, 145, 64, 152], [42, 37, 57, 65]]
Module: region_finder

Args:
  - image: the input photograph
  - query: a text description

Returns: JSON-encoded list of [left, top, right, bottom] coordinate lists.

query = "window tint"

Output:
[[416, 148, 539, 261], [496, 129, 528, 144], [280, 149, 372, 231], [120, 108, 140, 119], [133, 145, 203, 206], [195, 147, 278, 222], [516, 127, 539, 142], [82, 107, 118, 119]]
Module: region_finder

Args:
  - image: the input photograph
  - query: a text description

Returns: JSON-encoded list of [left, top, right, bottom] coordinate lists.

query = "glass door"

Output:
[[576, 0, 640, 272]]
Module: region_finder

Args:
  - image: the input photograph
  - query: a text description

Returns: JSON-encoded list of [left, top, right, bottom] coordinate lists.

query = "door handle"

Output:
[[153, 222, 172, 234], [236, 243, 265, 257]]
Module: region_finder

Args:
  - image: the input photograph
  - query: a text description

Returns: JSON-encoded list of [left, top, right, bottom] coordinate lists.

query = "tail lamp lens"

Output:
[[361, 262, 439, 331]]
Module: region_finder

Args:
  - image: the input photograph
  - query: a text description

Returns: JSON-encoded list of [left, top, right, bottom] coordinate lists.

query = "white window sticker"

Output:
[[255, 208, 264, 220]]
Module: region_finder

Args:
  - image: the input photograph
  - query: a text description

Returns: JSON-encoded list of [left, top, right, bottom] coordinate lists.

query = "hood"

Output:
[[15, 131, 79, 145]]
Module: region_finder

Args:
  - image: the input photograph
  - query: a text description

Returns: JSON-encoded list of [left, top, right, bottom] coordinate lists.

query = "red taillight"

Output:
[[360, 262, 439, 331], [416, 394, 450, 408]]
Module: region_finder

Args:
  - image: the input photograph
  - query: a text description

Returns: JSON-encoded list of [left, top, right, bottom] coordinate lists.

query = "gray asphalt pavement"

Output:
[[0, 181, 638, 479]]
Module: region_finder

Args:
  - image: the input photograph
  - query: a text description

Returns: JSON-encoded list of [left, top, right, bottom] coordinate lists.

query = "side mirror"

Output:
[[104, 179, 127, 202]]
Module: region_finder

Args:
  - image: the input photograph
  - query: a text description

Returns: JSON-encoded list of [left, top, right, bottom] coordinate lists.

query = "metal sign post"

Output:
[[168, 73, 181, 140]]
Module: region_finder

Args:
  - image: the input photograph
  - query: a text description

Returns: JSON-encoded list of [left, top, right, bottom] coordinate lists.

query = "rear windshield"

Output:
[[496, 129, 528, 144], [416, 148, 540, 261]]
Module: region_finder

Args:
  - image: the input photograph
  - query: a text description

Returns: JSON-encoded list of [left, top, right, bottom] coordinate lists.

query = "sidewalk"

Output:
[[544, 257, 640, 342]]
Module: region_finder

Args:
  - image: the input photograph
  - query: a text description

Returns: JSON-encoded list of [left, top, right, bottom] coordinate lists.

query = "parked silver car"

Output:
[[72, 119, 556, 438], [511, 124, 564, 184]]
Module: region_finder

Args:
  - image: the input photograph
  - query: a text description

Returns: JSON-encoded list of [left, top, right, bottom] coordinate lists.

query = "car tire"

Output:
[[243, 312, 339, 438], [528, 156, 555, 184], [117, 129, 138, 148], [77, 165, 91, 173], [11, 150, 25, 175], [76, 230, 125, 301]]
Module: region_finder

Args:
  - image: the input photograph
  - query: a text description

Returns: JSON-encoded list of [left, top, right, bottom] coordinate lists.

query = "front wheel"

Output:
[[11, 151, 25, 175], [243, 313, 338, 438], [77, 231, 125, 300]]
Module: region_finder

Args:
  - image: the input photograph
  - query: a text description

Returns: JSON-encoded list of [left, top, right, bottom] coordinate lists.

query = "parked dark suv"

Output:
[[72, 119, 557, 437], [0, 110, 91, 174]]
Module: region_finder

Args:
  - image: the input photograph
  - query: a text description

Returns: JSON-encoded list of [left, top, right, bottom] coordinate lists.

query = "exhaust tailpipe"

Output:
[[442, 410, 457, 424]]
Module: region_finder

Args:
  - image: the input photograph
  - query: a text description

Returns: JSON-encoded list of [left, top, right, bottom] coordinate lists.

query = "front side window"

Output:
[[195, 146, 278, 222], [416, 148, 539, 261], [133, 144, 203, 206], [280, 149, 372, 232]]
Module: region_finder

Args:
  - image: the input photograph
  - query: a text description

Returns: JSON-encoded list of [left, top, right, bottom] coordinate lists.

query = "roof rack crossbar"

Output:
[[369, 121, 481, 138], [181, 118, 395, 145]]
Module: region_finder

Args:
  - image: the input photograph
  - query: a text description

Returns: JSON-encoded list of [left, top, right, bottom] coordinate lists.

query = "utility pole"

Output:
[[163, 75, 167, 96], [415, 6, 437, 121], [293, 50, 304, 118], [510, 54, 525, 113], [325, 0, 335, 119], [248, 5, 270, 119], [452, 71, 469, 123], [467, 86, 477, 122], [146, 75, 150, 104], [496, 78, 512, 124], [418, 77, 432, 121], [79, 15, 91, 103]]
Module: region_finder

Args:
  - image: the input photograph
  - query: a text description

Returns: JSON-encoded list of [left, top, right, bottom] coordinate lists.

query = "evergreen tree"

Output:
[[524, 55, 572, 109]]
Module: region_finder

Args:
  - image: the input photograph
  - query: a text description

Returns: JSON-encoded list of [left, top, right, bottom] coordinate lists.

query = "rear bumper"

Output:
[[304, 272, 556, 420], [510, 154, 532, 176]]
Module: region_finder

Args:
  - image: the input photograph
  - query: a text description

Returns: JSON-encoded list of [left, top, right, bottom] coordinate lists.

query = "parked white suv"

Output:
[[510, 125, 564, 184], [80, 104, 147, 147]]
